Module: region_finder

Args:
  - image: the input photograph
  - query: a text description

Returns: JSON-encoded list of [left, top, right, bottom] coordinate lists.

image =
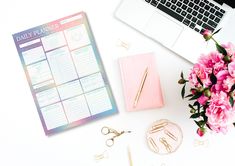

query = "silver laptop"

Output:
[[115, 0, 235, 63]]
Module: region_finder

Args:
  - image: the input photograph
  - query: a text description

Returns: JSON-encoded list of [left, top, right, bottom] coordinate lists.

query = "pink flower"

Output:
[[216, 70, 229, 81], [228, 62, 235, 77], [197, 128, 205, 137], [222, 42, 235, 57], [189, 63, 211, 87], [179, 29, 235, 135], [198, 51, 225, 75], [213, 60, 226, 75], [213, 70, 229, 92], [206, 91, 235, 134], [213, 70, 235, 93], [222, 76, 235, 92], [191, 89, 196, 95], [202, 29, 213, 41], [197, 95, 209, 105]]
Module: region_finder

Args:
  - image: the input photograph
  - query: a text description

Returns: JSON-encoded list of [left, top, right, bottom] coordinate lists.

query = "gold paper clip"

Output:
[[159, 137, 172, 153], [164, 129, 177, 141], [94, 150, 109, 161], [194, 139, 209, 147], [148, 137, 159, 152], [116, 39, 130, 50], [149, 122, 168, 134], [149, 126, 164, 134], [152, 122, 168, 130]]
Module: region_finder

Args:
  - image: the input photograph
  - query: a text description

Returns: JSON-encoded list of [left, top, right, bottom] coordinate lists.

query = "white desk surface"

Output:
[[1, 0, 235, 166]]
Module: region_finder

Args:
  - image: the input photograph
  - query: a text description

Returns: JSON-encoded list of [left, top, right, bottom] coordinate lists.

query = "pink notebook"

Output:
[[119, 53, 164, 111]]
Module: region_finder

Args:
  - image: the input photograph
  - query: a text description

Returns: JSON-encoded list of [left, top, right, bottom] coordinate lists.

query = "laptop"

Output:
[[115, 0, 235, 63]]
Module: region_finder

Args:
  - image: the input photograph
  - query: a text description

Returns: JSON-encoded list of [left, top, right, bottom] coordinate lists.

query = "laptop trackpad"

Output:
[[144, 12, 183, 46]]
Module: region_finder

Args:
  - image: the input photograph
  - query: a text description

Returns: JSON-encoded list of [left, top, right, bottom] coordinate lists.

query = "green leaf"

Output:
[[194, 120, 201, 128], [216, 43, 227, 55], [198, 120, 206, 127], [190, 113, 201, 119], [212, 28, 221, 36], [230, 84, 235, 93], [194, 120, 206, 128], [200, 111, 208, 122], [180, 71, 184, 79], [229, 96, 234, 107], [203, 115, 208, 123], [210, 71, 217, 85], [181, 84, 186, 99], [200, 111, 205, 116], [206, 124, 211, 130], [196, 76, 203, 86], [193, 101, 200, 113], [188, 104, 195, 110], [189, 92, 202, 100], [193, 101, 200, 106], [185, 94, 193, 98], [194, 120, 207, 128]]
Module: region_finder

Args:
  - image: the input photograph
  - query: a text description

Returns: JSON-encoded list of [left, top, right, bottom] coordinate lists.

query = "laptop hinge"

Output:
[[213, 0, 223, 5]]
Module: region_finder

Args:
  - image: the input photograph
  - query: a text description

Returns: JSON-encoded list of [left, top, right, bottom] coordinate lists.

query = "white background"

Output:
[[1, 0, 235, 166]]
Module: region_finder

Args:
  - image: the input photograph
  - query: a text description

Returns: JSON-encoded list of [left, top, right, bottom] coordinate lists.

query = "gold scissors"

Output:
[[101, 126, 131, 147]]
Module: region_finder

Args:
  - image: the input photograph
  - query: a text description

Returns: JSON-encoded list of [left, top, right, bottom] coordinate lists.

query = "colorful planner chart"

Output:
[[13, 12, 118, 135]]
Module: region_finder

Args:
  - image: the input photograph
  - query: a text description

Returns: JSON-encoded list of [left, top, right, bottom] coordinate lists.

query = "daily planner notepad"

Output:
[[13, 12, 118, 135]]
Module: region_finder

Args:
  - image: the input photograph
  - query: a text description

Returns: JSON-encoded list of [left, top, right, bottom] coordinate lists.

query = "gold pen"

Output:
[[127, 146, 133, 166], [133, 67, 148, 108]]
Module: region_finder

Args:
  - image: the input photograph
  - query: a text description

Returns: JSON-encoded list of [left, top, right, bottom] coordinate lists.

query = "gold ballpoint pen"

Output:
[[127, 146, 133, 166], [133, 67, 148, 108]]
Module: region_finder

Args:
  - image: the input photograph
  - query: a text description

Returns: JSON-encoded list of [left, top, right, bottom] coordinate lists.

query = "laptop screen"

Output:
[[222, 0, 235, 8], [214, 0, 235, 8]]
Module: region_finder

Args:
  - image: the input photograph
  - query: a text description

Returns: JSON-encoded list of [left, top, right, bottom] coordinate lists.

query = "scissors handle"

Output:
[[105, 138, 114, 147], [101, 126, 119, 135], [101, 126, 110, 135]]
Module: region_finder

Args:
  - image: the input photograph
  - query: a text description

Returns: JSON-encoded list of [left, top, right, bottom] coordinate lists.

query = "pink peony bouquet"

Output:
[[178, 29, 235, 136]]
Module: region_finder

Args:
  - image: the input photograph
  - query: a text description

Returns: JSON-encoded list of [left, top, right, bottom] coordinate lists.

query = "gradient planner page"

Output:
[[13, 12, 118, 135]]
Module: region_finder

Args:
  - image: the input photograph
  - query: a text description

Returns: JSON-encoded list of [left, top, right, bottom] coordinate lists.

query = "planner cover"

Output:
[[119, 53, 164, 111], [13, 12, 118, 135]]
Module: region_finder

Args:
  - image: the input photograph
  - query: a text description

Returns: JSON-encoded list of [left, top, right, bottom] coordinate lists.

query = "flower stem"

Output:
[[211, 37, 219, 45]]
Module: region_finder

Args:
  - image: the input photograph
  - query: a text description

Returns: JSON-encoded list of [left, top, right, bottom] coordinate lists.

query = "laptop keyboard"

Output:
[[145, 0, 226, 33]]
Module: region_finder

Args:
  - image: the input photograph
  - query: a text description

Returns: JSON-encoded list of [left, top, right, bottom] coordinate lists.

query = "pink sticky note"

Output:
[[119, 53, 164, 111]]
